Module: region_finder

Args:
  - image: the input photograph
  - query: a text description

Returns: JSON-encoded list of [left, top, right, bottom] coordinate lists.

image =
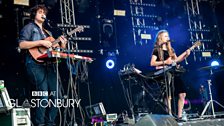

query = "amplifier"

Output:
[[85, 102, 106, 118], [12, 108, 31, 126], [0, 108, 31, 126], [0, 80, 13, 113]]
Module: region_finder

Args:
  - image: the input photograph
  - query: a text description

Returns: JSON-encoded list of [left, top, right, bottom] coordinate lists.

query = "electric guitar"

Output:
[[154, 41, 202, 75], [176, 41, 202, 62], [29, 26, 84, 62]]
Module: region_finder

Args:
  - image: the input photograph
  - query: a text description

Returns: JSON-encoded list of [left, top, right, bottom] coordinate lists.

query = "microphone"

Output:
[[167, 40, 174, 42], [41, 15, 53, 28], [160, 40, 174, 45], [41, 15, 51, 22], [154, 40, 174, 48], [164, 40, 174, 44], [41, 15, 47, 20]]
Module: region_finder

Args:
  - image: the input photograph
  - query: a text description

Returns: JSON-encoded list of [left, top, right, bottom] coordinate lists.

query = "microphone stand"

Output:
[[45, 19, 53, 29], [158, 44, 172, 116], [43, 17, 79, 125]]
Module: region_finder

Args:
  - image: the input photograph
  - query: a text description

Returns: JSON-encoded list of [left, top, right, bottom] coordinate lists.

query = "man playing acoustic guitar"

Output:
[[18, 5, 67, 126]]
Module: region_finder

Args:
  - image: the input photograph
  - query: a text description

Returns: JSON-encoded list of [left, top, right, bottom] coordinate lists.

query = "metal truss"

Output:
[[59, 0, 78, 47], [185, 0, 213, 61], [129, 0, 158, 45], [59, 1, 87, 126], [60, 0, 76, 25], [59, 0, 91, 48]]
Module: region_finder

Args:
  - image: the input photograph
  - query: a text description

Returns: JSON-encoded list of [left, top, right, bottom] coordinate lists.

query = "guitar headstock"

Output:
[[193, 41, 202, 47], [67, 26, 84, 36], [75, 26, 84, 33], [189, 41, 202, 51]]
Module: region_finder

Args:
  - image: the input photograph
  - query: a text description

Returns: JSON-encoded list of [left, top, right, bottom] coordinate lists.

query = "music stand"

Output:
[[199, 66, 224, 118]]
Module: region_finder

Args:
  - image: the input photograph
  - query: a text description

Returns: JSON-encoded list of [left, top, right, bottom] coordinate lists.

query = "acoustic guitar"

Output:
[[29, 26, 84, 62]]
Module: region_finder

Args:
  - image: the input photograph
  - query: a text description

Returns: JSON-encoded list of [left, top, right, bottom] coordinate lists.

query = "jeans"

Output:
[[26, 60, 60, 126]]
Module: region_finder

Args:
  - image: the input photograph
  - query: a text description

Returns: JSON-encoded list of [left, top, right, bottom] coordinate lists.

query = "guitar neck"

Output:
[[189, 45, 196, 51], [181, 45, 195, 56], [50, 27, 83, 46], [189, 41, 201, 51], [175, 41, 201, 63], [52, 38, 61, 45], [52, 34, 68, 46]]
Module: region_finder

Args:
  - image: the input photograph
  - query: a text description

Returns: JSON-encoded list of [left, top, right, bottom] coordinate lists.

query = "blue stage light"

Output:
[[211, 60, 219, 67], [106, 59, 115, 69]]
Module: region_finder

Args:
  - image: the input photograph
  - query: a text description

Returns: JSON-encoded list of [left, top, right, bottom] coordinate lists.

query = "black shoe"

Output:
[[176, 117, 187, 122]]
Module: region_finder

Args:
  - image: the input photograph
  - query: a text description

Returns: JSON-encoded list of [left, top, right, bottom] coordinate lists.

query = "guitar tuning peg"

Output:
[[185, 58, 188, 65], [131, 64, 135, 68]]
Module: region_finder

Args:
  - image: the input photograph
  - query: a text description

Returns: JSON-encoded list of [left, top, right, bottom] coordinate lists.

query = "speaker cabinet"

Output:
[[0, 108, 31, 126], [135, 114, 178, 126]]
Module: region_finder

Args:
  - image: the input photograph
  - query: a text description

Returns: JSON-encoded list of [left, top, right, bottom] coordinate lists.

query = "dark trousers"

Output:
[[26, 61, 60, 126]]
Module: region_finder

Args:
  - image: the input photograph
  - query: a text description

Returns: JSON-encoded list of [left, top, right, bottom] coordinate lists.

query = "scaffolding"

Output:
[[60, 0, 76, 25], [58, 1, 88, 126], [185, 0, 213, 61], [129, 0, 158, 45]]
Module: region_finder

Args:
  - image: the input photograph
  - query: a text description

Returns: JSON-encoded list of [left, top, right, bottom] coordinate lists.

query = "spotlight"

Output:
[[211, 60, 219, 67], [106, 59, 115, 69], [105, 52, 117, 69]]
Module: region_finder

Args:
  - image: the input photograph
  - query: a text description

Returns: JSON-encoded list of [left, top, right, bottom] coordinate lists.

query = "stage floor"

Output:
[[178, 118, 224, 126]]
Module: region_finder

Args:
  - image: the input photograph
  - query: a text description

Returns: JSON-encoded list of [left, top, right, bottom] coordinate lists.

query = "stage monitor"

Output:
[[85, 102, 106, 118]]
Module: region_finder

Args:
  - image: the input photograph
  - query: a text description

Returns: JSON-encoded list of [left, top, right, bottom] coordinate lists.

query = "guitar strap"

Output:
[[43, 28, 53, 37]]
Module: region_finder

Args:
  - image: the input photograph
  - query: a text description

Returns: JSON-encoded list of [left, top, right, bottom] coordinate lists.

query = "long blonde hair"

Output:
[[154, 30, 175, 60]]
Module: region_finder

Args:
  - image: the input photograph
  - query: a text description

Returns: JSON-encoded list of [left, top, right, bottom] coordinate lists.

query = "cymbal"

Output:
[[198, 65, 224, 71]]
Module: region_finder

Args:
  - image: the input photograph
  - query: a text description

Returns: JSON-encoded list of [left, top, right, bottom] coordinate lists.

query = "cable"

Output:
[[58, 107, 62, 126], [118, 74, 133, 114]]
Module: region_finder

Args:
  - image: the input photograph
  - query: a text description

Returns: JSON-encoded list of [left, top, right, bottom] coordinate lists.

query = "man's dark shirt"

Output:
[[18, 22, 51, 64]]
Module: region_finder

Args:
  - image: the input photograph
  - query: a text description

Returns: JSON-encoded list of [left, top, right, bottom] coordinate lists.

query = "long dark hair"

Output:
[[154, 30, 175, 60]]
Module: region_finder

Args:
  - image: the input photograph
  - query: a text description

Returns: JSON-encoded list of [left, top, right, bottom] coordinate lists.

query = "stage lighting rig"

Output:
[[13, 0, 29, 6], [105, 52, 117, 69], [210, 60, 219, 67], [102, 19, 114, 39]]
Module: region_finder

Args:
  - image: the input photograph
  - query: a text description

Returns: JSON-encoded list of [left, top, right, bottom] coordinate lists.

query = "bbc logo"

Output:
[[32, 91, 48, 96]]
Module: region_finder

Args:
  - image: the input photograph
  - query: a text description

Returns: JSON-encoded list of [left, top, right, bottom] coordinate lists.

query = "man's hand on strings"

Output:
[[59, 36, 67, 45], [40, 40, 52, 48], [59, 36, 67, 48]]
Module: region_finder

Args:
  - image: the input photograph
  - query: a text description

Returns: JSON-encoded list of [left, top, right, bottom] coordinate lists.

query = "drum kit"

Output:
[[198, 65, 224, 118]]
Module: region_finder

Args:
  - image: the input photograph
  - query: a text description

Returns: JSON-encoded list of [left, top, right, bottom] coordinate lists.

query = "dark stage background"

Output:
[[0, 0, 224, 122]]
